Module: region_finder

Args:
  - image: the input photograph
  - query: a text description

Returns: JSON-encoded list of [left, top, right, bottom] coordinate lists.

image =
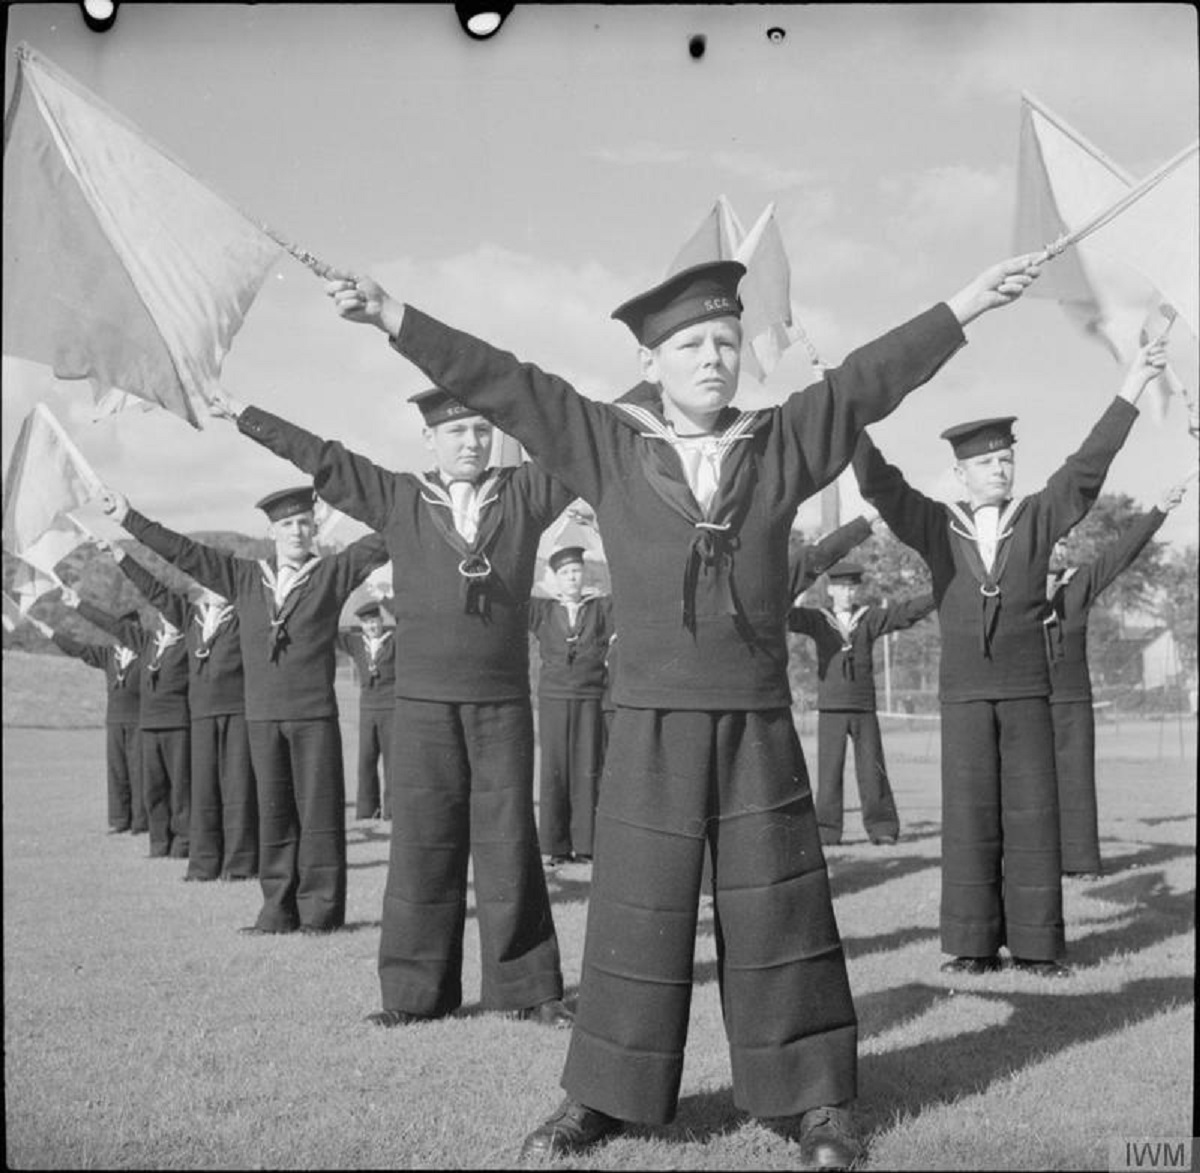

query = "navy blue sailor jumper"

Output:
[[529, 593, 613, 700], [851, 397, 1140, 704], [117, 552, 247, 720], [118, 511, 388, 722], [788, 594, 935, 711], [389, 302, 966, 710], [1046, 507, 1167, 704], [235, 408, 577, 704]]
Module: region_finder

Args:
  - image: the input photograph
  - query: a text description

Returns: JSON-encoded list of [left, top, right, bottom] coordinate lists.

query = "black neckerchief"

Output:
[[820, 605, 871, 679], [610, 383, 767, 639], [258, 555, 323, 662], [417, 468, 510, 619], [945, 498, 1027, 659]]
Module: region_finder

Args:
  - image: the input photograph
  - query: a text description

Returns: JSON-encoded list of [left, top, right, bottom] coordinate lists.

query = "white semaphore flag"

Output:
[[2, 403, 103, 558], [1014, 93, 1198, 425], [2, 43, 283, 428]]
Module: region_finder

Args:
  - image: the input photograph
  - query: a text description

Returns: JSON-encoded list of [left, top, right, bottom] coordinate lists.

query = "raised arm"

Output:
[[110, 546, 190, 630], [783, 256, 1043, 487], [336, 532, 392, 595], [1039, 339, 1166, 541], [789, 514, 875, 599], [786, 604, 822, 636], [100, 488, 240, 601], [323, 275, 622, 503], [209, 389, 400, 534], [1084, 486, 1182, 601], [875, 592, 937, 636], [851, 432, 945, 558]]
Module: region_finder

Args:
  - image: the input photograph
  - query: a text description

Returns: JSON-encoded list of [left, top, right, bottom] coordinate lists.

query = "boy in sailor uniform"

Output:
[[200, 385, 576, 1031], [337, 599, 398, 820], [101, 484, 388, 933], [788, 560, 934, 846], [323, 249, 1041, 1166], [32, 602, 144, 835], [101, 543, 257, 882], [529, 544, 613, 866], [1046, 477, 1188, 877], [63, 574, 191, 860], [851, 337, 1167, 979]]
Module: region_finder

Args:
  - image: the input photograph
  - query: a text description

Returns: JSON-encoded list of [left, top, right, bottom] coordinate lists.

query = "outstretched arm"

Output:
[[789, 514, 876, 599], [323, 274, 620, 504], [1085, 478, 1187, 600], [1039, 341, 1163, 542], [851, 432, 944, 558], [210, 389, 400, 534], [875, 592, 937, 635], [100, 487, 240, 601], [106, 543, 190, 630]]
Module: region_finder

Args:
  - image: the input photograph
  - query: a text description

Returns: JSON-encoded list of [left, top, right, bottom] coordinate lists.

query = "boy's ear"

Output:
[[638, 345, 658, 384]]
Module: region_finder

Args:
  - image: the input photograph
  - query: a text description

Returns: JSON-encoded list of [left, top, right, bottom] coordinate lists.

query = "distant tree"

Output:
[[1154, 543, 1199, 681]]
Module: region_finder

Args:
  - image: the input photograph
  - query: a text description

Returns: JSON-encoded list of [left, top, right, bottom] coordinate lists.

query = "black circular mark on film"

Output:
[[767, 27, 786, 44], [688, 34, 706, 59]]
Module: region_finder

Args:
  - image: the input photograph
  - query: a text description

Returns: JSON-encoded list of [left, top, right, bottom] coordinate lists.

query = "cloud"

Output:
[[589, 142, 690, 167], [881, 164, 1013, 245]]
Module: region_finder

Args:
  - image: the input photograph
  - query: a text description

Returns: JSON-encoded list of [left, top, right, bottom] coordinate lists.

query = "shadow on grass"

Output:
[[842, 925, 940, 960], [1092, 840, 1194, 875], [856, 974, 1192, 1138], [1066, 868, 1194, 967], [827, 853, 939, 899]]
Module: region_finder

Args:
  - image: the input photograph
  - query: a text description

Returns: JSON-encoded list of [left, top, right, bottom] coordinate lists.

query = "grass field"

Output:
[[3, 650, 1195, 1170]]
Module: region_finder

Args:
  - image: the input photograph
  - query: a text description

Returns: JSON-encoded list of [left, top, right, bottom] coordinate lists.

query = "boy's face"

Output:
[[829, 581, 857, 611], [271, 511, 317, 564], [554, 561, 584, 599], [1049, 537, 1070, 570], [641, 316, 742, 424], [954, 447, 1015, 507], [424, 416, 493, 482], [361, 615, 383, 638]]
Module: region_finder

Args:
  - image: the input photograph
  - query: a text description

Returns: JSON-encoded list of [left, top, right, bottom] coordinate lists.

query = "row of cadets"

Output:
[[26, 605, 145, 835], [188, 382, 576, 1029], [1045, 477, 1188, 876], [529, 543, 614, 866], [97, 540, 257, 882], [323, 246, 1043, 1166], [788, 559, 935, 847], [337, 594, 398, 820], [58, 578, 190, 859], [850, 334, 1171, 979], [99, 484, 389, 934]]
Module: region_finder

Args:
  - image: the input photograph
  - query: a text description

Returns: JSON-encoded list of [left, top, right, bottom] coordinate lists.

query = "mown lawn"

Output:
[[2, 650, 1194, 1169]]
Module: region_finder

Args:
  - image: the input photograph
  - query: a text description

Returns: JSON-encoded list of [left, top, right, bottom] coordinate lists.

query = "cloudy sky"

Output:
[[3, 3, 1198, 548]]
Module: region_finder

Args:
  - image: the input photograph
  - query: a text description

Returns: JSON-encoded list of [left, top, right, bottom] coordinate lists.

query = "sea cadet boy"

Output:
[[788, 559, 934, 846], [201, 383, 576, 1030], [105, 545, 258, 882], [63, 577, 191, 860], [528, 543, 613, 866], [32, 601, 145, 835], [1045, 478, 1187, 876], [337, 598, 398, 820], [324, 249, 1041, 1167], [851, 337, 1166, 980], [101, 483, 389, 933]]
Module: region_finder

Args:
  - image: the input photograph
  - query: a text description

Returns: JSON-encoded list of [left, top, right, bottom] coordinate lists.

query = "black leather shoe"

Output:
[[365, 1008, 431, 1027], [545, 853, 573, 867], [237, 924, 295, 936], [107, 826, 130, 835], [520, 1097, 621, 1160], [939, 955, 1002, 975], [514, 998, 574, 1029], [869, 834, 898, 846], [299, 925, 340, 936], [573, 853, 593, 863], [1063, 870, 1103, 880], [1012, 957, 1073, 978], [797, 1105, 862, 1170]]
